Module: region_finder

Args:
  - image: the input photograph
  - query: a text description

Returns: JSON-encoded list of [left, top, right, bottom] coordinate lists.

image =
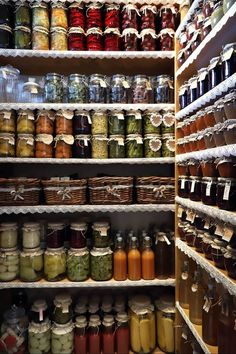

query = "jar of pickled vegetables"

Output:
[[108, 111, 125, 135], [15, 2, 31, 27], [55, 110, 73, 135], [143, 111, 162, 134], [55, 134, 74, 158], [211, 1, 224, 28], [32, 2, 49, 29], [126, 134, 143, 158], [36, 110, 54, 134], [44, 73, 64, 103], [126, 110, 142, 135], [16, 134, 34, 157], [91, 111, 108, 135], [22, 222, 41, 249], [51, 321, 74, 354], [68, 74, 87, 103], [90, 247, 113, 281], [92, 135, 108, 159], [158, 28, 175, 51], [20, 247, 43, 282], [51, 3, 68, 29], [32, 26, 49, 50], [156, 300, 175, 353], [17, 110, 35, 134], [0, 24, 12, 49], [67, 247, 90, 281], [14, 26, 31, 49], [144, 134, 162, 158], [44, 247, 66, 282], [0, 247, 19, 281], [0, 110, 15, 133], [74, 111, 91, 135], [140, 29, 157, 51], [89, 74, 108, 103], [69, 2, 85, 28], [121, 28, 139, 51], [109, 135, 125, 158], [104, 28, 121, 51], [0, 133, 15, 157], [68, 27, 86, 51], [86, 28, 103, 51], [73, 135, 91, 158], [28, 320, 51, 354], [110, 75, 129, 104], [121, 4, 139, 30], [50, 27, 68, 51], [162, 134, 175, 157], [0, 222, 18, 249], [47, 223, 65, 248], [53, 294, 73, 324], [92, 221, 110, 248], [132, 75, 152, 104]]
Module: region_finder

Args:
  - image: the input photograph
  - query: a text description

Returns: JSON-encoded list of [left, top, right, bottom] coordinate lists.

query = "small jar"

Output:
[[14, 26, 31, 49], [126, 134, 143, 158], [211, 238, 227, 269], [70, 222, 87, 248], [195, 230, 205, 252], [56, 110, 73, 135], [44, 73, 64, 103], [188, 76, 198, 103], [105, 3, 120, 28], [44, 247, 66, 281], [22, 222, 40, 249], [92, 221, 110, 248], [197, 132, 206, 151], [89, 74, 108, 103], [121, 28, 139, 51], [51, 27, 68, 51], [216, 157, 236, 178], [143, 111, 162, 134], [140, 29, 156, 51], [197, 67, 209, 97], [177, 162, 188, 176], [217, 177, 236, 211], [0, 133, 15, 157], [86, 27, 103, 51], [179, 84, 189, 109], [68, 27, 86, 51], [17, 110, 35, 134], [140, 5, 157, 30], [47, 223, 65, 248], [86, 2, 103, 29], [144, 134, 162, 158], [69, 2, 85, 29], [36, 110, 55, 135], [126, 110, 142, 135], [162, 133, 175, 157], [211, 1, 224, 28], [224, 91, 236, 120], [178, 176, 190, 198], [213, 123, 225, 147], [104, 28, 121, 51], [110, 75, 129, 104], [223, 119, 236, 145], [73, 135, 91, 158], [92, 135, 108, 159], [90, 247, 113, 281], [35, 134, 53, 158], [200, 18, 211, 41], [0, 25, 12, 49], [30, 299, 49, 323], [158, 28, 175, 51], [74, 111, 91, 135], [15, 2, 31, 27], [68, 74, 87, 103], [109, 135, 125, 158], [208, 56, 222, 90], [20, 247, 43, 282], [51, 3, 68, 29], [16, 134, 34, 157], [201, 177, 217, 205], [55, 135, 74, 158], [221, 42, 236, 80], [32, 2, 49, 29], [0, 222, 18, 249], [223, 0, 235, 13], [214, 100, 226, 123], [108, 111, 125, 135], [0, 247, 19, 281], [28, 320, 51, 354], [67, 247, 90, 281], [224, 246, 236, 279], [121, 4, 139, 30], [202, 233, 214, 259], [178, 221, 189, 241], [51, 321, 74, 354], [92, 111, 108, 135], [200, 159, 218, 177], [132, 75, 152, 104], [189, 176, 202, 201]]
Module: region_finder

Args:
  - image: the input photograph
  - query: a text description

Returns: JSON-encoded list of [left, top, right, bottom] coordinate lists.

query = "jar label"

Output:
[[118, 138, 124, 146], [146, 81, 152, 91], [205, 181, 212, 196], [62, 303, 69, 314], [190, 179, 196, 193], [150, 113, 162, 127], [61, 110, 74, 120], [204, 218, 211, 230], [163, 113, 175, 127], [177, 206, 184, 218], [136, 137, 143, 144], [149, 139, 161, 152], [122, 80, 130, 89], [100, 228, 108, 236], [84, 138, 88, 147], [190, 80, 198, 89], [223, 182, 231, 201], [135, 112, 142, 120], [215, 224, 224, 237], [222, 48, 234, 62], [222, 226, 234, 242], [100, 80, 107, 88], [191, 284, 198, 293], [3, 112, 12, 120], [116, 113, 125, 120], [163, 235, 171, 245], [180, 178, 185, 190], [39, 309, 44, 322], [186, 210, 196, 222]]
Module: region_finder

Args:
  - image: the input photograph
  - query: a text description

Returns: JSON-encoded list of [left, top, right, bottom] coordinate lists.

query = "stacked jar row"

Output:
[[177, 0, 235, 68], [178, 44, 236, 110]]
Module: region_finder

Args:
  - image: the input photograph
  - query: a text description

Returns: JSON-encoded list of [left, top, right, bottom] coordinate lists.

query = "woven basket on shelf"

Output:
[[136, 176, 175, 204], [42, 179, 87, 205], [0, 178, 41, 206], [88, 177, 133, 204]]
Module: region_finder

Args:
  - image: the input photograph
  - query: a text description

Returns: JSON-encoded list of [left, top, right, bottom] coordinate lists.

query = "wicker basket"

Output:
[[42, 179, 87, 205], [136, 176, 175, 204], [0, 178, 41, 206], [88, 177, 133, 204]]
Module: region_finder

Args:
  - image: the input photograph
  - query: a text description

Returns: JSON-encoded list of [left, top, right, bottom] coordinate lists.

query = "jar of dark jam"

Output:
[[195, 230, 205, 252], [203, 0, 215, 18], [224, 246, 236, 279], [188, 76, 198, 103], [185, 227, 197, 247], [0, 25, 12, 48], [179, 83, 189, 110], [178, 221, 189, 241], [202, 233, 214, 259], [217, 177, 236, 211], [189, 176, 202, 201], [153, 75, 174, 104], [211, 238, 227, 269], [31, 299, 49, 323], [70, 222, 87, 248], [73, 135, 91, 158], [200, 159, 218, 177], [73, 111, 91, 135], [201, 177, 217, 205], [47, 223, 65, 248], [194, 215, 205, 230], [197, 67, 208, 97], [208, 56, 222, 90], [221, 42, 236, 80], [178, 176, 190, 198]]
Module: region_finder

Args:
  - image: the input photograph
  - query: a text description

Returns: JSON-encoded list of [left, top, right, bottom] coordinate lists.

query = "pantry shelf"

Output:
[[176, 73, 236, 120], [176, 3, 236, 78], [176, 239, 236, 296], [176, 197, 236, 226], [0, 278, 176, 289], [176, 143, 236, 162], [0, 204, 175, 215], [176, 302, 218, 354], [175, 0, 199, 37], [7, 0, 180, 5]]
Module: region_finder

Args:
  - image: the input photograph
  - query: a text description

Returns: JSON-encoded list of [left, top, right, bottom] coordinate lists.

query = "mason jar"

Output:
[[44, 73, 64, 103], [14, 26, 31, 49], [143, 111, 162, 135], [126, 134, 143, 158], [132, 75, 152, 103], [109, 135, 125, 158], [126, 110, 142, 135], [110, 74, 129, 103], [22, 222, 41, 249], [20, 247, 44, 282], [153, 75, 174, 103], [67, 247, 90, 281], [92, 135, 108, 159], [28, 320, 51, 354], [0, 247, 19, 281], [35, 134, 53, 158], [53, 293, 73, 324], [68, 74, 88, 103], [108, 111, 125, 135], [73, 135, 91, 158], [144, 134, 162, 158], [0, 133, 15, 157], [50, 27, 68, 51], [0, 222, 18, 249], [89, 74, 109, 103], [90, 247, 113, 281], [44, 247, 66, 281], [92, 221, 110, 248], [16, 134, 34, 157], [0, 110, 15, 133]]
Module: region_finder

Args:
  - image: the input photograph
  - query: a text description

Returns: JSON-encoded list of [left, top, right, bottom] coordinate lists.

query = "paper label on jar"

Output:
[[223, 182, 231, 201], [118, 138, 124, 146], [61, 110, 74, 120], [181, 271, 188, 280], [117, 113, 125, 120], [222, 226, 234, 242], [149, 139, 161, 152], [203, 297, 211, 313], [137, 137, 143, 144], [146, 81, 152, 91], [163, 235, 171, 245], [163, 113, 175, 126], [190, 179, 196, 193], [222, 48, 234, 62], [181, 331, 188, 340], [122, 80, 130, 89], [190, 80, 198, 89], [204, 218, 210, 230], [3, 111, 11, 120], [26, 138, 34, 146], [180, 178, 185, 190], [84, 138, 88, 147], [191, 284, 198, 293], [62, 304, 69, 314], [177, 206, 184, 218], [100, 228, 108, 236], [205, 181, 212, 196], [87, 116, 92, 124], [186, 210, 195, 222], [100, 80, 107, 88], [215, 224, 224, 237], [199, 71, 208, 81], [39, 309, 44, 322], [30, 87, 39, 94], [150, 113, 162, 127], [135, 112, 142, 120]]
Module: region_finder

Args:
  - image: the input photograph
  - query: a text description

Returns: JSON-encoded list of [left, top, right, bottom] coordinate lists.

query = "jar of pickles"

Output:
[[156, 299, 175, 353], [28, 320, 51, 354], [121, 29, 139, 51], [153, 75, 174, 103], [109, 135, 125, 158], [108, 111, 125, 135], [0, 110, 15, 133], [89, 74, 108, 103], [0, 133, 15, 157], [0, 222, 18, 249], [36, 110, 54, 135], [67, 247, 90, 281], [132, 75, 152, 103], [140, 29, 156, 51], [86, 28, 103, 51], [104, 28, 121, 51], [91, 111, 108, 135], [22, 222, 40, 249], [221, 42, 236, 80], [44, 73, 64, 103], [32, 2, 49, 29], [162, 134, 175, 157], [74, 111, 91, 135], [16, 134, 34, 157], [0, 247, 19, 281], [110, 75, 129, 103], [158, 29, 175, 51], [121, 4, 139, 30], [51, 3, 68, 29], [51, 321, 74, 354], [17, 110, 35, 134], [92, 221, 110, 248], [126, 134, 143, 158], [73, 135, 91, 158], [56, 110, 73, 135], [68, 74, 87, 103], [55, 135, 74, 158], [68, 27, 86, 51], [90, 247, 113, 281], [32, 26, 49, 50], [92, 135, 108, 159], [14, 26, 31, 49], [126, 110, 142, 135], [144, 134, 162, 158], [211, 1, 224, 28], [51, 27, 68, 51], [20, 247, 44, 282], [44, 247, 66, 282], [53, 293, 73, 324]]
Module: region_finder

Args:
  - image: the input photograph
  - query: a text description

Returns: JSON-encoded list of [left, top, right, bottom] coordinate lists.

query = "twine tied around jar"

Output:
[[140, 5, 157, 16], [122, 4, 140, 18], [10, 187, 25, 201]]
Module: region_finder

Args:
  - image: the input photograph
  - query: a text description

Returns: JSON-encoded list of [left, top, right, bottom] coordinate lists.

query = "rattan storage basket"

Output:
[[136, 176, 175, 204], [0, 178, 41, 206]]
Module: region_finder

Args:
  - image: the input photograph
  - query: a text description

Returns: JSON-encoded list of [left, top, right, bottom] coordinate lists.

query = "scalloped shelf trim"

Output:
[[176, 144, 236, 162]]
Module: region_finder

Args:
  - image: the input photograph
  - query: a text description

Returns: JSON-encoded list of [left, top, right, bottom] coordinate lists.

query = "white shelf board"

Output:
[[175, 0, 200, 37], [0, 278, 175, 289], [176, 73, 236, 120], [176, 239, 236, 296], [0, 204, 175, 215], [176, 196, 236, 226], [176, 144, 236, 162]]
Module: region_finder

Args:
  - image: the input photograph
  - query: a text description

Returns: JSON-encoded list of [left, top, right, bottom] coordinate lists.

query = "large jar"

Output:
[[51, 3, 68, 29], [50, 27, 67, 51], [92, 135, 108, 159], [36, 110, 54, 135], [55, 134, 74, 158], [22, 222, 41, 249], [159, 6, 176, 29], [217, 177, 236, 211], [0, 110, 15, 133], [121, 4, 139, 30], [73, 111, 91, 135], [92, 221, 110, 248], [140, 29, 156, 51], [110, 75, 129, 103], [143, 111, 162, 134], [55, 110, 73, 135], [67, 247, 90, 281], [73, 135, 91, 158], [51, 321, 74, 354], [0, 24, 12, 49], [16, 134, 34, 157], [15, 2, 31, 27], [86, 2, 103, 29], [0, 222, 18, 249], [53, 294, 73, 324], [68, 74, 87, 103], [44, 73, 64, 103], [132, 75, 152, 104], [91, 111, 108, 135], [211, 238, 227, 269], [105, 3, 120, 28], [224, 245, 236, 279], [189, 176, 202, 201], [0, 133, 15, 157], [28, 320, 51, 354], [108, 111, 125, 135], [156, 300, 175, 353], [162, 134, 175, 157], [109, 135, 125, 158], [20, 247, 43, 282], [104, 28, 121, 51], [68, 27, 86, 51], [86, 27, 103, 51], [90, 247, 113, 281], [32, 2, 49, 29], [32, 26, 49, 50], [121, 28, 139, 51], [221, 42, 236, 80], [14, 26, 31, 49], [158, 28, 175, 51], [144, 134, 162, 158], [35, 134, 53, 158], [126, 110, 142, 135], [89, 74, 108, 103], [211, 1, 224, 27], [44, 247, 66, 281], [155, 232, 172, 278], [153, 75, 174, 103], [0, 65, 20, 103], [74, 316, 88, 354], [0, 247, 19, 281], [17, 110, 35, 134], [70, 222, 87, 248], [47, 223, 65, 248], [208, 56, 222, 90], [126, 134, 143, 158]]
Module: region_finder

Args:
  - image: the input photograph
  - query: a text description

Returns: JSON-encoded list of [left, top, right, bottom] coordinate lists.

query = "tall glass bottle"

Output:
[[142, 236, 155, 280], [113, 237, 127, 281], [179, 325, 193, 354], [179, 261, 191, 309], [189, 266, 205, 325], [155, 232, 170, 279], [128, 236, 141, 280], [218, 293, 236, 354], [202, 282, 220, 346]]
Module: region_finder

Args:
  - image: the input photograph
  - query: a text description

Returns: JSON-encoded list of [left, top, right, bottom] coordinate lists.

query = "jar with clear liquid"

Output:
[[179, 261, 191, 309]]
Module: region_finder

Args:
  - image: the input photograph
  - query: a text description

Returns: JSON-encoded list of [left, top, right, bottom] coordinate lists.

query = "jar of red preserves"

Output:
[[104, 28, 120, 51], [75, 316, 87, 354], [115, 312, 130, 354], [47, 223, 65, 248], [121, 28, 139, 51], [196, 110, 206, 131], [86, 28, 103, 51], [140, 5, 157, 30], [158, 28, 175, 51], [121, 4, 139, 31], [200, 18, 211, 40], [140, 29, 156, 51], [69, 2, 85, 29], [159, 6, 176, 29], [105, 3, 120, 29], [86, 2, 103, 30], [70, 222, 87, 248], [188, 160, 202, 176], [68, 27, 86, 51]]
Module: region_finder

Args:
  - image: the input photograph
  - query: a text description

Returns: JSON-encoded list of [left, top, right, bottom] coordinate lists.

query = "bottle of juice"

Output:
[[179, 260, 190, 309], [142, 236, 155, 280], [113, 237, 127, 281], [128, 236, 141, 281]]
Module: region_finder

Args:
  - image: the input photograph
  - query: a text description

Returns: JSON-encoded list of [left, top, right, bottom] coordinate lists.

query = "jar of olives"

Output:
[[126, 110, 142, 135], [36, 110, 55, 135], [90, 247, 113, 281], [68, 74, 88, 103], [109, 135, 125, 158], [0, 247, 19, 281], [51, 321, 74, 354], [55, 135, 74, 159], [55, 110, 73, 135], [0, 222, 18, 249], [0, 133, 15, 157], [144, 134, 162, 158], [16, 134, 34, 157], [14, 26, 31, 49], [28, 320, 51, 354], [53, 294, 73, 324], [35, 134, 53, 158], [108, 111, 125, 135], [44, 73, 64, 103], [32, 26, 49, 50], [73, 111, 91, 135], [110, 75, 129, 103], [143, 111, 162, 134], [92, 221, 110, 248], [89, 74, 109, 103], [132, 75, 152, 103], [17, 110, 35, 134], [91, 111, 108, 135], [73, 135, 91, 158], [162, 134, 175, 157], [92, 135, 108, 159], [0, 110, 15, 133], [44, 247, 66, 282], [67, 247, 90, 281], [126, 134, 143, 158], [20, 247, 44, 282], [50, 27, 68, 51]]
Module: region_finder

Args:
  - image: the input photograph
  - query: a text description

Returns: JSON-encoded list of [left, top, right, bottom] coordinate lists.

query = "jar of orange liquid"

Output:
[[128, 236, 141, 281], [113, 237, 127, 281], [142, 236, 155, 280]]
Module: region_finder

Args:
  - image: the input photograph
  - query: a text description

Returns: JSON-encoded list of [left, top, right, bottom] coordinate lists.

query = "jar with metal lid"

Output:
[[224, 245, 236, 279], [32, 2, 49, 29], [223, 0, 235, 13], [20, 247, 43, 282], [92, 135, 108, 159], [14, 26, 31, 49], [216, 157, 236, 178], [121, 4, 139, 30], [17, 110, 35, 134], [140, 29, 157, 51], [30, 299, 49, 323], [0, 65, 20, 103], [132, 75, 152, 104], [110, 75, 129, 104], [211, 238, 227, 269], [68, 74, 87, 103], [109, 135, 125, 158], [158, 28, 175, 51], [156, 301, 175, 353], [50, 27, 67, 51], [126, 134, 143, 158], [86, 27, 103, 51], [74, 316, 88, 354], [44, 247, 66, 281], [15, 2, 31, 27], [0, 247, 19, 281], [0, 132, 15, 156], [32, 26, 49, 50], [22, 222, 40, 249], [179, 83, 189, 109], [104, 28, 121, 51], [211, 1, 224, 27], [55, 134, 74, 158], [224, 91, 236, 120], [143, 111, 162, 134], [44, 73, 64, 103], [67, 247, 90, 281], [202, 233, 214, 259], [91, 111, 108, 135], [28, 319, 51, 354], [125, 110, 142, 135], [0, 222, 17, 249], [0, 24, 12, 48], [21, 80, 43, 103], [121, 28, 139, 51], [36, 110, 55, 134], [197, 67, 209, 97], [144, 134, 162, 158], [0, 110, 15, 133], [92, 221, 110, 248], [16, 134, 34, 157], [35, 134, 53, 158], [89, 74, 108, 103], [217, 177, 236, 210], [208, 56, 222, 90], [178, 176, 190, 198], [90, 247, 113, 281], [55, 110, 73, 135], [188, 76, 198, 103], [51, 321, 74, 354], [74, 111, 91, 135], [221, 42, 236, 80], [70, 222, 87, 248], [108, 111, 125, 135], [51, 3, 68, 29], [47, 223, 65, 248], [73, 135, 91, 158], [201, 177, 217, 205], [68, 27, 86, 51]]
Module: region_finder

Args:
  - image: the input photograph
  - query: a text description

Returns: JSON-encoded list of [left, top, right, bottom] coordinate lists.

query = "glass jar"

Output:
[[67, 247, 90, 281], [201, 177, 217, 205], [32, 2, 49, 29], [202, 233, 214, 259], [89, 74, 108, 103], [162, 133, 175, 156], [51, 321, 74, 354], [223, 0, 235, 13], [189, 176, 201, 201], [121, 4, 139, 30], [224, 245, 236, 279], [197, 67, 208, 97], [90, 247, 113, 281], [0, 4, 12, 26], [154, 75, 174, 103], [208, 56, 222, 90], [144, 134, 162, 158], [121, 28, 139, 51], [69, 2, 85, 29], [200, 159, 217, 177], [201, 17, 212, 41], [0, 222, 17, 249], [73, 135, 91, 158], [102, 315, 115, 354], [0, 133, 15, 157], [75, 316, 88, 354], [179, 31, 187, 50], [51, 27, 68, 51], [194, 8, 204, 30], [44, 247, 66, 281], [126, 134, 143, 158], [155, 232, 172, 278], [224, 91, 236, 120], [68, 74, 87, 103], [115, 312, 130, 354], [28, 320, 51, 354], [110, 75, 129, 104], [178, 176, 189, 198], [203, 0, 215, 18], [105, 3, 120, 28], [36, 110, 54, 134], [217, 177, 236, 211], [20, 247, 43, 282], [126, 110, 142, 135], [211, 1, 224, 28], [68, 27, 86, 51], [221, 42, 236, 80], [211, 238, 227, 269], [53, 294, 73, 324], [30, 299, 49, 323], [51, 3, 68, 29], [108, 111, 125, 135], [16, 134, 34, 157], [17, 110, 34, 134], [132, 75, 152, 103], [0, 25, 12, 49], [92, 111, 108, 135], [88, 315, 101, 354], [86, 28, 103, 51], [179, 83, 189, 109], [0, 65, 20, 103], [109, 135, 125, 158], [74, 111, 91, 135], [70, 222, 87, 248], [162, 110, 175, 134], [143, 111, 162, 134], [156, 302, 175, 353], [55, 110, 73, 135], [14, 26, 31, 49], [216, 157, 236, 178], [140, 5, 157, 30], [44, 73, 64, 103], [0, 247, 19, 281], [15, 2, 31, 27], [92, 221, 110, 248], [55, 134, 74, 158], [21, 81, 43, 103], [188, 76, 198, 103], [213, 123, 225, 147], [86, 2, 103, 29], [22, 222, 40, 249], [160, 6, 176, 29], [35, 134, 53, 158], [158, 28, 175, 51], [47, 223, 64, 248], [92, 135, 108, 159], [140, 29, 156, 51], [185, 227, 197, 247], [104, 28, 121, 51], [32, 26, 49, 50]]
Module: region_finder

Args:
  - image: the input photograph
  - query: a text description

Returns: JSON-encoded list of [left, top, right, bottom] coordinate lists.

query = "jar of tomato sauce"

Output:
[[75, 316, 87, 354], [88, 315, 101, 354], [115, 312, 130, 354], [102, 315, 115, 354]]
